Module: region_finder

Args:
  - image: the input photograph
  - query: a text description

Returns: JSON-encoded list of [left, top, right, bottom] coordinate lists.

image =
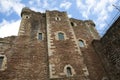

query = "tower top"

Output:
[[84, 20, 95, 27], [21, 7, 32, 17]]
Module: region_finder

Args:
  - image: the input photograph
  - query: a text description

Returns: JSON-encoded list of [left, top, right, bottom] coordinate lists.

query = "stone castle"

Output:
[[0, 7, 120, 80]]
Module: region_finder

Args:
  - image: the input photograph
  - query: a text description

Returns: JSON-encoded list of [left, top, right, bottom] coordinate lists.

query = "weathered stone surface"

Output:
[[93, 16, 120, 80], [0, 8, 108, 80]]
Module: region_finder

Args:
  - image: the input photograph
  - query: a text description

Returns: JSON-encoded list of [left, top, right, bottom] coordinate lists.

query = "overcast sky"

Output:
[[0, 0, 120, 38]]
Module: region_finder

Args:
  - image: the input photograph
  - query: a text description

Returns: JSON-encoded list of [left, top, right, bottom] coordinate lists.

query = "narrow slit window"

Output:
[[58, 33, 64, 40], [55, 17, 61, 21], [71, 22, 74, 26], [66, 67, 72, 76], [38, 33, 42, 40], [71, 22, 77, 26], [0, 56, 4, 69], [79, 40, 85, 47]]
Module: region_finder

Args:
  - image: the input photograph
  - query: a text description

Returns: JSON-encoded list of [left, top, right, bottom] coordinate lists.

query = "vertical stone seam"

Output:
[[65, 13, 82, 56], [46, 11, 52, 56], [65, 13, 90, 78], [46, 11, 52, 79], [46, 11, 57, 78], [86, 23, 95, 39], [18, 20, 28, 36]]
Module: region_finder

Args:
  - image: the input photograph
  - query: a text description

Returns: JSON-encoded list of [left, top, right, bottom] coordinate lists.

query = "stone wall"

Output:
[[71, 18, 107, 80], [0, 7, 49, 80], [0, 8, 108, 80], [93, 16, 120, 80], [0, 36, 49, 80], [46, 10, 87, 79]]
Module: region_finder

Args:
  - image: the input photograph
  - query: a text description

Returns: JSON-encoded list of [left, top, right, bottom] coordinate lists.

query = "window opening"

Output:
[[71, 22, 74, 26], [66, 67, 72, 76], [26, 16, 29, 18], [55, 17, 61, 21], [58, 33, 64, 40], [23, 15, 30, 19], [0, 56, 4, 69], [79, 40, 85, 47], [71, 22, 77, 26], [38, 33, 42, 40]]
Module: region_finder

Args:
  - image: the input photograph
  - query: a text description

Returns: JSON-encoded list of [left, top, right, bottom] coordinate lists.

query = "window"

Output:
[[71, 22, 77, 26], [25, 15, 29, 19], [0, 56, 4, 69], [79, 40, 85, 47], [38, 33, 42, 40], [58, 33, 64, 40], [66, 67, 72, 77], [64, 65, 75, 77], [55, 17, 61, 21], [55, 31, 66, 40], [0, 55, 7, 71], [23, 14, 30, 19]]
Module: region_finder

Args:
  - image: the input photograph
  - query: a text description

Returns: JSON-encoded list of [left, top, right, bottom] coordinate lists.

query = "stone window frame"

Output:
[[82, 66, 89, 76], [22, 14, 31, 19], [64, 65, 76, 77], [55, 17, 61, 21], [55, 31, 67, 40], [37, 32, 44, 40], [78, 38, 87, 48], [0, 55, 7, 71], [71, 22, 77, 26]]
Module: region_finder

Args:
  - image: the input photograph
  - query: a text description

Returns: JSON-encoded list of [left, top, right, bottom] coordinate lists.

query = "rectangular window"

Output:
[[38, 33, 42, 40], [58, 33, 64, 40], [0, 56, 4, 69]]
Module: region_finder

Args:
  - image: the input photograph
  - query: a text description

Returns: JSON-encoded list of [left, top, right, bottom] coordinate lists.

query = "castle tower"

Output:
[[46, 10, 89, 79], [0, 8, 107, 80]]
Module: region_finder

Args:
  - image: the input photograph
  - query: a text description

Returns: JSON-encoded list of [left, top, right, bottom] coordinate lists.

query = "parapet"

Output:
[[84, 20, 95, 27], [21, 7, 32, 17]]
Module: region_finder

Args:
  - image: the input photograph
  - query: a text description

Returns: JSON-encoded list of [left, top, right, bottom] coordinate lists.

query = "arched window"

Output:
[[58, 33, 64, 40], [71, 22, 77, 26], [71, 22, 74, 26], [79, 40, 85, 47], [66, 67, 72, 76]]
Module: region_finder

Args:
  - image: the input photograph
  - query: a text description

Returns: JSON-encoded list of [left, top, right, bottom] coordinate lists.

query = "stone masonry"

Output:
[[0, 7, 110, 80], [93, 16, 120, 80]]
